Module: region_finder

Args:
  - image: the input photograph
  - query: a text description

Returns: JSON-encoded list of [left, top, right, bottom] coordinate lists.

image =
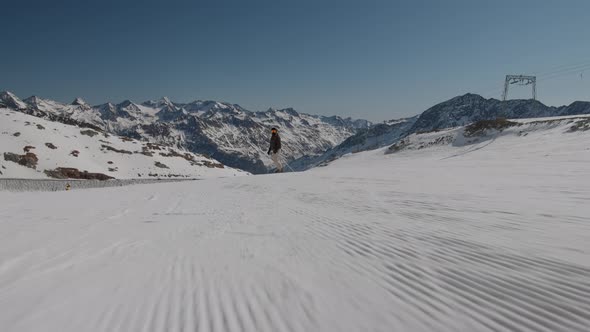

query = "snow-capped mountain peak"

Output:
[[98, 102, 116, 110], [0, 91, 28, 110], [23, 95, 67, 112], [23, 95, 43, 105], [96, 102, 119, 120], [71, 97, 88, 107], [142, 96, 175, 109], [117, 100, 136, 108]]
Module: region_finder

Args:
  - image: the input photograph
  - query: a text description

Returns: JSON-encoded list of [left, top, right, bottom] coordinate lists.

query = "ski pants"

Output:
[[271, 150, 283, 171]]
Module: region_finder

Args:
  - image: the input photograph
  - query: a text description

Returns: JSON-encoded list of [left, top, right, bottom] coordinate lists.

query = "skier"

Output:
[[267, 127, 283, 173]]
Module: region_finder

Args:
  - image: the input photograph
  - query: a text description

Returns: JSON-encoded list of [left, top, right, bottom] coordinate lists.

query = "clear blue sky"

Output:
[[2, 0, 590, 121]]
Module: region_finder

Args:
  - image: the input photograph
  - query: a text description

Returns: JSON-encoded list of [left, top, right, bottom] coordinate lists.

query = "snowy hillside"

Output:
[[410, 93, 590, 133], [1, 92, 369, 174], [1, 113, 589, 331], [0, 108, 246, 179], [387, 115, 590, 157], [290, 116, 418, 170], [292, 94, 590, 170], [180, 107, 368, 173]]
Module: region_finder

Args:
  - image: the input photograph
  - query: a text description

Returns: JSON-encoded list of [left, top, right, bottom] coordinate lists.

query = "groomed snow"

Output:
[[0, 116, 589, 331], [0, 178, 193, 192]]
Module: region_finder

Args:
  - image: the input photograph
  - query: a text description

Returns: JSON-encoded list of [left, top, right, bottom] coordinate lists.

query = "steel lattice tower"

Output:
[[502, 75, 537, 101]]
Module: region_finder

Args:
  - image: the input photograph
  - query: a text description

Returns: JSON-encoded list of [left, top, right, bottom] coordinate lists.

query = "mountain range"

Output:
[[294, 93, 590, 169], [0, 91, 369, 174], [2, 90, 590, 175]]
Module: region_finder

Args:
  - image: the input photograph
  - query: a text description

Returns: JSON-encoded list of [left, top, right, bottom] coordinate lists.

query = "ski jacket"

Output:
[[269, 134, 281, 153]]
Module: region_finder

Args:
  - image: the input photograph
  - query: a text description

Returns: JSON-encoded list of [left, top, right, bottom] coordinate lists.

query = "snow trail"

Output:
[[0, 121, 589, 331]]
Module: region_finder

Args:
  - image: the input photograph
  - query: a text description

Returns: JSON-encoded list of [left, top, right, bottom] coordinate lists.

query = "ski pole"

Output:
[[280, 154, 295, 172]]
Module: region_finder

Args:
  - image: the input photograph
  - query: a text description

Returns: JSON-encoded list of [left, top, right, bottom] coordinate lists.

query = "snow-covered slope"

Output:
[[290, 116, 418, 170], [1, 92, 369, 174], [1, 114, 589, 331], [0, 91, 27, 110], [409, 93, 590, 133], [387, 115, 590, 157], [183, 107, 366, 173], [0, 108, 246, 179], [292, 95, 590, 170]]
